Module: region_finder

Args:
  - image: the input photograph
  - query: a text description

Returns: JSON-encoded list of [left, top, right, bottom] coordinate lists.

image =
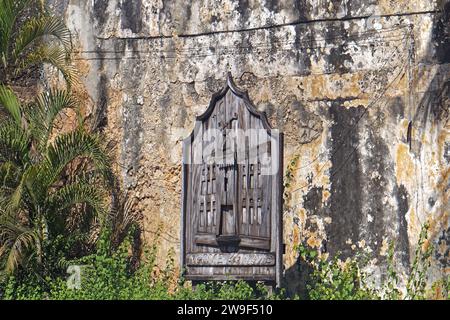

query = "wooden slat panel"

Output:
[[182, 74, 283, 285], [240, 235, 270, 250], [249, 112, 260, 236]]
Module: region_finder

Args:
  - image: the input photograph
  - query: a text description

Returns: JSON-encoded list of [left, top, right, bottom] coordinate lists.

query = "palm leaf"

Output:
[[27, 89, 79, 150], [0, 216, 40, 274], [18, 44, 78, 86], [9, 166, 28, 211], [0, 0, 16, 58], [6, 165, 41, 212], [41, 130, 112, 189], [12, 15, 72, 60], [0, 1, 74, 85], [109, 194, 137, 248], [0, 164, 39, 219], [47, 181, 107, 223], [0, 0, 31, 59], [0, 85, 22, 126], [0, 161, 19, 188], [0, 120, 30, 164]]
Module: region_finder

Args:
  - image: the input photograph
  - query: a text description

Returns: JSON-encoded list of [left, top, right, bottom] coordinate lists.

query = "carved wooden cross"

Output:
[[218, 112, 238, 194], [217, 113, 240, 243]]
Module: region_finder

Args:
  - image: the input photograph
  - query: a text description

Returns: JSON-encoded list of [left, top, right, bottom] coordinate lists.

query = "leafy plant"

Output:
[[381, 242, 402, 300], [429, 275, 450, 300], [296, 223, 443, 300], [297, 244, 378, 300], [0, 85, 112, 281], [0, 0, 76, 85], [405, 223, 433, 300], [0, 226, 281, 300]]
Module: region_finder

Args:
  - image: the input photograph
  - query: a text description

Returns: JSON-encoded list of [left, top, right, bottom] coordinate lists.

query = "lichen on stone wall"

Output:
[[56, 0, 449, 290]]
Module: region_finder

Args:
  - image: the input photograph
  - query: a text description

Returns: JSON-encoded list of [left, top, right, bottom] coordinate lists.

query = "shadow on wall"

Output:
[[283, 1, 450, 297]]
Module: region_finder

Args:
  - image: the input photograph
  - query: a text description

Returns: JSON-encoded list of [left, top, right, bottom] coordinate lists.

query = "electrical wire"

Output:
[[95, 10, 439, 41]]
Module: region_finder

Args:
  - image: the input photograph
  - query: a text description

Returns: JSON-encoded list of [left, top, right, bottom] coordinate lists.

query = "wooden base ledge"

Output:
[[186, 253, 276, 266]]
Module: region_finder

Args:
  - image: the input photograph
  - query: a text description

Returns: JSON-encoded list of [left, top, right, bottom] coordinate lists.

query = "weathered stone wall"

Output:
[[48, 0, 448, 293]]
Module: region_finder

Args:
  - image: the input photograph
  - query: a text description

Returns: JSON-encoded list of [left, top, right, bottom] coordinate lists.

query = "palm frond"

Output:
[[0, 85, 22, 126], [18, 44, 78, 86], [27, 89, 79, 149], [41, 130, 112, 188], [47, 181, 107, 220], [0, 161, 19, 188], [0, 164, 39, 217], [0, 121, 30, 165], [0, 216, 40, 274], [0, 0, 16, 58], [0, 0, 31, 58], [12, 15, 72, 60], [9, 167, 27, 211], [109, 194, 138, 248]]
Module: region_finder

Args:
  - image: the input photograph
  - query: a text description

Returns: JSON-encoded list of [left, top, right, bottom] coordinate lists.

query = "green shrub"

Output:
[[429, 275, 450, 300], [296, 223, 448, 300], [297, 245, 378, 300], [2, 222, 446, 300], [0, 227, 282, 300], [405, 223, 434, 300]]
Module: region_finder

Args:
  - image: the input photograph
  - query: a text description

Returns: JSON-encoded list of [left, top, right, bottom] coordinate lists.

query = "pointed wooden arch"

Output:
[[180, 73, 284, 287]]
